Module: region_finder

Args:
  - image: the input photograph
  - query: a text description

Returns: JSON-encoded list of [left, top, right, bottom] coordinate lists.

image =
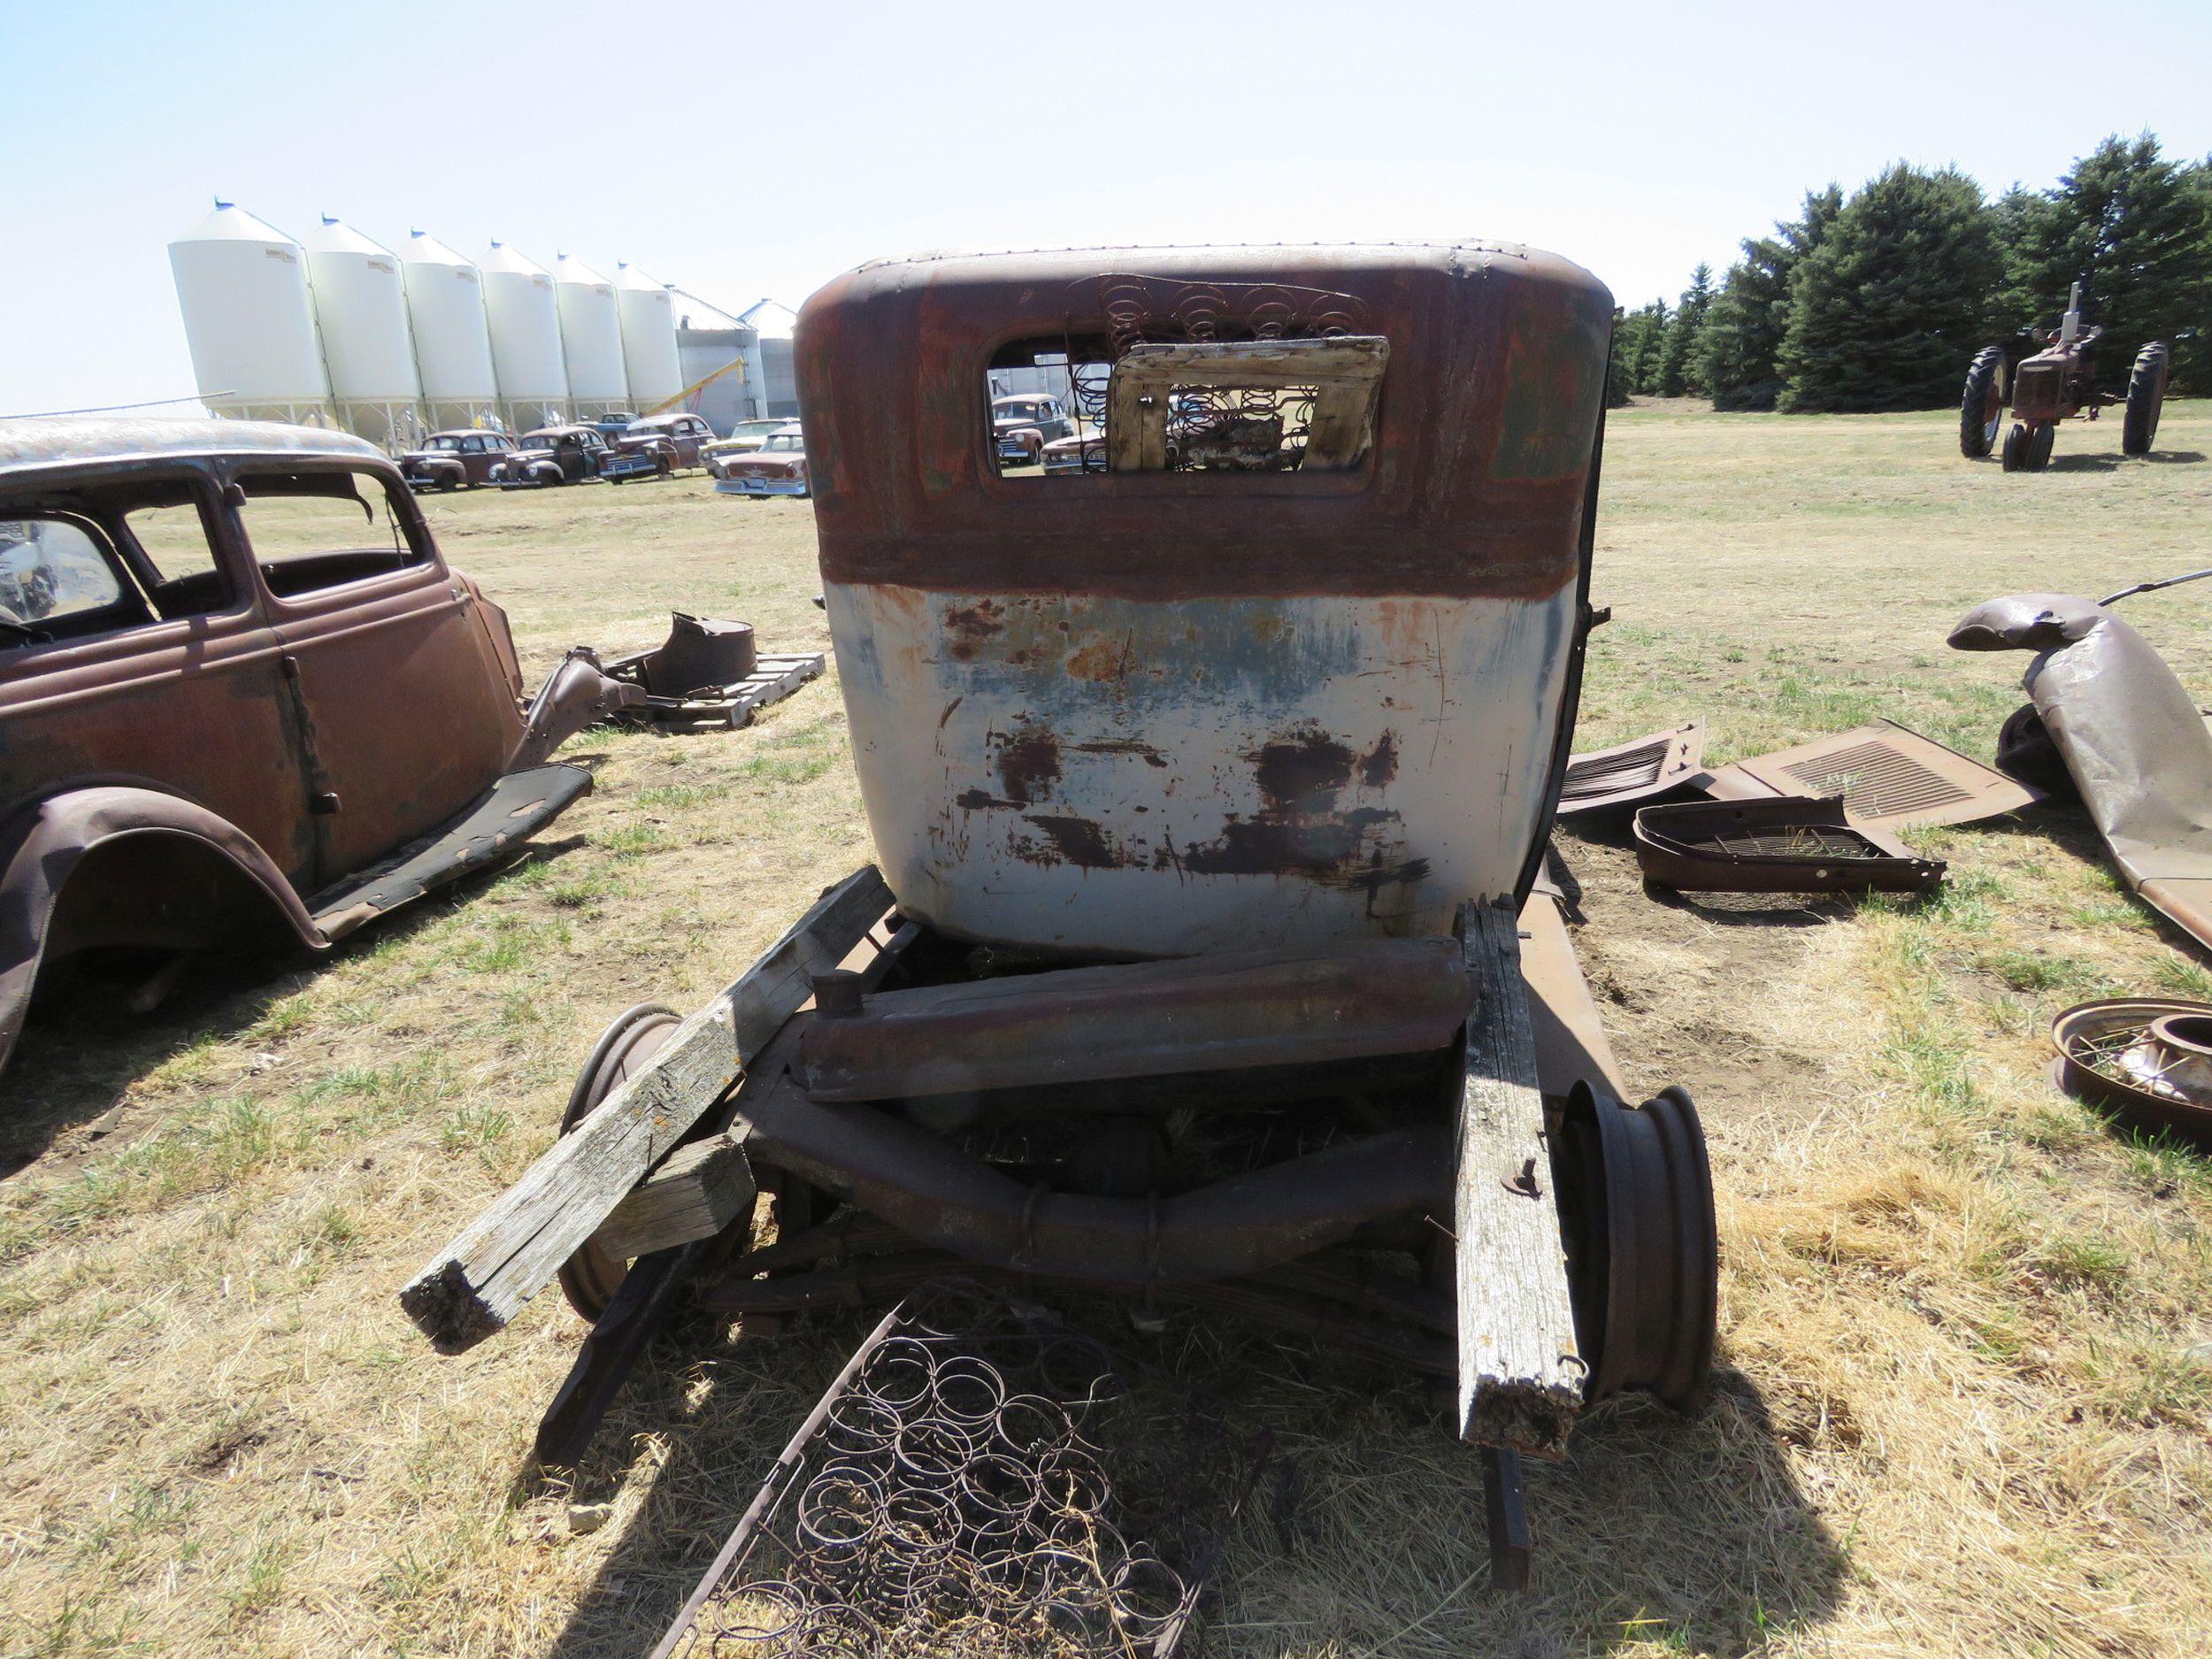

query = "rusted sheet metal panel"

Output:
[[798, 937, 1471, 1102], [1700, 718, 2039, 829], [829, 581, 1575, 954]]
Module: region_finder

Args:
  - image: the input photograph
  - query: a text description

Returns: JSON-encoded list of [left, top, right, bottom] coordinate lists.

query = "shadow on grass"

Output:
[[529, 1316, 1844, 1659], [0, 836, 586, 1174]]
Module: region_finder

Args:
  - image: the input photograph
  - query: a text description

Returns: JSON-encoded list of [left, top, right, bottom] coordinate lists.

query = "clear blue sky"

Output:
[[5, 0, 2208, 416]]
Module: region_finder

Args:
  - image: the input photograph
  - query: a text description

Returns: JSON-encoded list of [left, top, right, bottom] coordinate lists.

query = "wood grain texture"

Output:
[[1454, 897, 1586, 1456], [399, 866, 891, 1352], [588, 1133, 756, 1261]]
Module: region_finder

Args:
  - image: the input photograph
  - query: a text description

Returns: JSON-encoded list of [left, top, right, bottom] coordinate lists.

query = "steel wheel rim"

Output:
[[557, 1002, 681, 1321]]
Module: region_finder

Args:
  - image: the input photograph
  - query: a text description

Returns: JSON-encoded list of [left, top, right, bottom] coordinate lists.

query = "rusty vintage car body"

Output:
[[622, 413, 716, 471], [806, 245, 1613, 955], [398, 430, 520, 492], [0, 418, 636, 1072], [711, 424, 810, 496]]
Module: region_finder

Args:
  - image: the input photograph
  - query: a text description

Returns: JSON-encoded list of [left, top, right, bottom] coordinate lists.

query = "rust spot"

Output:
[[1021, 814, 1118, 869], [992, 722, 1062, 806], [1171, 807, 1402, 877], [956, 788, 1021, 810], [1360, 730, 1399, 788], [944, 600, 1005, 662], [1065, 638, 1124, 681], [1074, 738, 1170, 768], [1249, 724, 1356, 814], [937, 695, 964, 730]]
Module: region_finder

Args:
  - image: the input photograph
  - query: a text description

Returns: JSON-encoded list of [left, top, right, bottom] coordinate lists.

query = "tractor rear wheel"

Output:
[[2124, 342, 2170, 457], [1959, 346, 2007, 457], [2001, 421, 2032, 472], [556, 1002, 682, 1322]]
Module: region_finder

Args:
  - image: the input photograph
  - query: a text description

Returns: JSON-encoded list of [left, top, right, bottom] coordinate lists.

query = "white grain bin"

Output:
[[400, 231, 500, 432], [301, 215, 425, 448], [613, 262, 684, 411], [551, 254, 628, 415], [166, 200, 334, 426], [480, 241, 572, 429]]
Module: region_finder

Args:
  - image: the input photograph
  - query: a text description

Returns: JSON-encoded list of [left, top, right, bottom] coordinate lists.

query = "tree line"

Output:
[[1609, 134, 2212, 412]]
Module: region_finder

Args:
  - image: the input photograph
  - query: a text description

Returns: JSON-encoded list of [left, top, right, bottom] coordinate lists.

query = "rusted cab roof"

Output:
[[0, 418, 384, 481], [796, 243, 1613, 603]]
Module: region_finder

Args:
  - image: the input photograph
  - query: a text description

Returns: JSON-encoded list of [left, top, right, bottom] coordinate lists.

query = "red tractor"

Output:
[[1960, 284, 2169, 472]]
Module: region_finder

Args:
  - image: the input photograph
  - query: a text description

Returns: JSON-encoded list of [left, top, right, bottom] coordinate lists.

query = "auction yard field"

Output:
[[4, 402, 2211, 1659]]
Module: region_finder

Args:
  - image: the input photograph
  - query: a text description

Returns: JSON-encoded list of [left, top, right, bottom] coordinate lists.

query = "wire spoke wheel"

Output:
[[556, 1002, 682, 1321], [1551, 1081, 1718, 1412]]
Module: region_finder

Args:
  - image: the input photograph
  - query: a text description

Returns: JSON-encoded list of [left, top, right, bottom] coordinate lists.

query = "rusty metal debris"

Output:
[[649, 1287, 1263, 1659], [1632, 796, 1946, 894], [2051, 999, 2212, 1147], [1700, 718, 2039, 829], [0, 417, 632, 1073], [1951, 594, 2212, 952], [602, 613, 826, 732], [1557, 721, 1707, 816]]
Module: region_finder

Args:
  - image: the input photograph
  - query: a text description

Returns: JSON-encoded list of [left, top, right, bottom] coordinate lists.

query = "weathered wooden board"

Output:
[[399, 865, 893, 1352], [1454, 898, 1586, 1456], [588, 1133, 756, 1262]]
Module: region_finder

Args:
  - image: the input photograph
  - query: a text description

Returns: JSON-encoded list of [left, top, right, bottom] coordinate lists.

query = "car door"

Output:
[[0, 471, 317, 884], [231, 461, 518, 890]]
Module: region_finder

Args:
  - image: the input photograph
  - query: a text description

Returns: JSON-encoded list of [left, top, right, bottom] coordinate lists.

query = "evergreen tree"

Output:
[[1778, 165, 2000, 412], [1702, 186, 1841, 411], [1995, 134, 2212, 393], [1620, 298, 1669, 393], [1605, 308, 1633, 407], [1652, 264, 1714, 397]]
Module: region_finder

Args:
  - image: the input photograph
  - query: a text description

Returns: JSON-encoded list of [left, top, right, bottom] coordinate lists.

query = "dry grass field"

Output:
[[4, 400, 2211, 1659]]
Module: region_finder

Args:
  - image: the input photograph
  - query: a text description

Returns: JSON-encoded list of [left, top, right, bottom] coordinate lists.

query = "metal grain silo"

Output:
[[480, 241, 572, 429], [613, 262, 684, 411], [302, 215, 425, 447], [166, 200, 334, 426], [552, 253, 628, 415], [400, 231, 500, 432]]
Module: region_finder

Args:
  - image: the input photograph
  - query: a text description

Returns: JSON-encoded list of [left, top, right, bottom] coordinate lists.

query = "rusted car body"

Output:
[[495, 425, 667, 488], [398, 430, 519, 491], [411, 249, 1721, 1547], [989, 392, 1075, 467], [711, 425, 810, 496], [0, 418, 636, 1072], [807, 246, 1612, 955], [701, 418, 795, 471], [622, 413, 715, 470]]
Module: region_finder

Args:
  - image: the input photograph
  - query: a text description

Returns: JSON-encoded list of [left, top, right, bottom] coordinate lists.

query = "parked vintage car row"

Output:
[[0, 419, 640, 1074], [396, 412, 724, 492]]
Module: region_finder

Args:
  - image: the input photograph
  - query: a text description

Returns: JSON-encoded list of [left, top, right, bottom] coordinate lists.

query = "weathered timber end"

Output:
[[1454, 897, 1586, 1456], [589, 1133, 757, 1262], [399, 866, 893, 1351]]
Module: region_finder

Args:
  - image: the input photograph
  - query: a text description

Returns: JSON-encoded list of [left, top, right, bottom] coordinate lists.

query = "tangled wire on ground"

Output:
[[683, 1286, 1204, 1658]]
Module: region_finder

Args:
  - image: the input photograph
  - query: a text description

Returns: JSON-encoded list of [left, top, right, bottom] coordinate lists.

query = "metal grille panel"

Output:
[[1778, 741, 1973, 819]]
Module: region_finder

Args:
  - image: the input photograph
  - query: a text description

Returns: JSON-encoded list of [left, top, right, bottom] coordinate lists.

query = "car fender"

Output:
[[0, 785, 324, 1071], [508, 649, 648, 771]]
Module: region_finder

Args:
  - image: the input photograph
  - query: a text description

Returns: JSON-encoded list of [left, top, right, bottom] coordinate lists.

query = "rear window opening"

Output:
[[985, 331, 1387, 480]]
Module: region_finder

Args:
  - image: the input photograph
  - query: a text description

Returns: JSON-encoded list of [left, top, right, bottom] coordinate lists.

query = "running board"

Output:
[[310, 764, 592, 940]]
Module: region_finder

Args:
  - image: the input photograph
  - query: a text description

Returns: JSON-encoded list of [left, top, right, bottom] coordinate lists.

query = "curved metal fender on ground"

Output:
[[507, 649, 648, 771], [0, 785, 326, 1070]]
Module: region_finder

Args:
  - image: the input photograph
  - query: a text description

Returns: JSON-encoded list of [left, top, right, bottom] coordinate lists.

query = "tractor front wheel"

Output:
[[2124, 342, 2170, 457], [1960, 346, 2007, 457], [2001, 421, 2032, 472], [2029, 421, 2055, 471]]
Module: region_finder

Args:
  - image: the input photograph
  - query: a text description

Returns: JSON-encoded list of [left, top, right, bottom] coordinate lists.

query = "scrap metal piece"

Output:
[[507, 648, 647, 771], [1482, 1446, 1533, 1593], [796, 937, 1472, 1103], [1632, 795, 1946, 895], [2051, 998, 2212, 1147], [1701, 718, 2039, 829], [1556, 720, 1706, 816], [1952, 594, 2212, 952], [601, 614, 826, 732]]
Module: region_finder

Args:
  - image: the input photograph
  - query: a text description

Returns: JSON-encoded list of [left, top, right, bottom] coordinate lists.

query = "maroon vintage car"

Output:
[[621, 413, 716, 470], [0, 418, 639, 1072], [398, 430, 520, 492]]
